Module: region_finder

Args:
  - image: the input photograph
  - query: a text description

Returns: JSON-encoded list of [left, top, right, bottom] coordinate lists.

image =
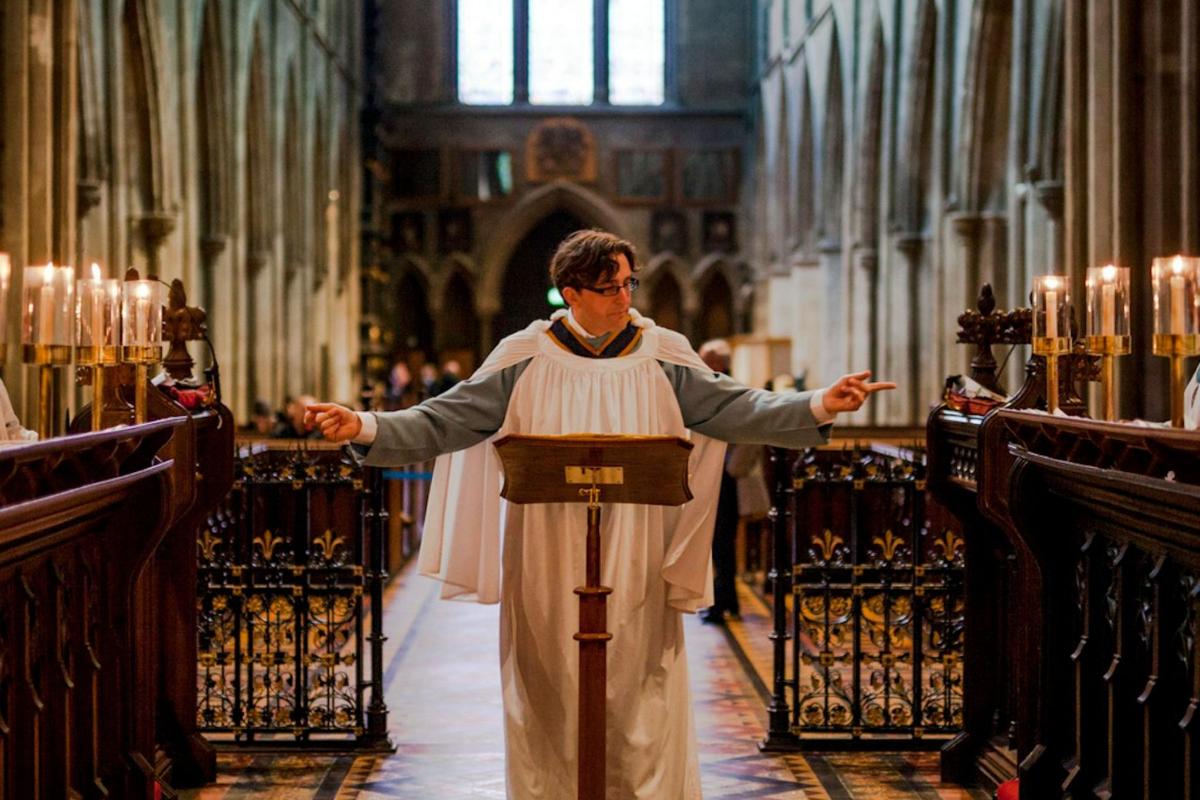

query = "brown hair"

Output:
[[548, 230, 638, 291]]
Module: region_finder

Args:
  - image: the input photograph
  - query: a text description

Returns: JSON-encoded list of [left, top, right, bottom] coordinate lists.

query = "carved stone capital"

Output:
[[948, 212, 983, 243], [817, 237, 842, 255], [1034, 180, 1064, 219], [77, 180, 103, 217], [893, 232, 924, 263], [246, 250, 270, 276], [200, 234, 228, 262], [854, 247, 878, 273], [138, 212, 177, 251]]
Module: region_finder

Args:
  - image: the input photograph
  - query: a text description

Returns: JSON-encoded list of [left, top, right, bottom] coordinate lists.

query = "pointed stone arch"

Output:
[[773, 76, 790, 264], [895, 0, 938, 233], [1030, 1, 1064, 185], [958, 0, 1014, 213], [478, 180, 627, 316], [77, 0, 107, 195], [393, 259, 434, 357], [437, 268, 481, 364], [244, 24, 272, 260], [855, 19, 886, 246], [818, 35, 845, 248], [120, 0, 167, 211], [694, 261, 737, 343], [197, 0, 232, 242], [794, 68, 817, 254], [282, 65, 305, 281], [642, 252, 698, 316], [312, 102, 330, 289]]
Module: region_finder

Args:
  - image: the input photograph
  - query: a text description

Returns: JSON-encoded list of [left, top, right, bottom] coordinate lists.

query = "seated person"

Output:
[[0, 376, 36, 443]]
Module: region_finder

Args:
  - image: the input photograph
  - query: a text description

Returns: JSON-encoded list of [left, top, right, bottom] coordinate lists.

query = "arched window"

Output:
[[457, 0, 667, 107]]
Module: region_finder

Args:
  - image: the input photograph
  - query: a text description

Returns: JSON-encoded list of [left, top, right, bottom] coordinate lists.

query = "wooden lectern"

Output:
[[493, 433, 695, 800]]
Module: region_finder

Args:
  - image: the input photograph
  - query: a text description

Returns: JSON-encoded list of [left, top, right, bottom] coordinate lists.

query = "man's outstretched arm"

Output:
[[305, 360, 531, 466], [663, 364, 896, 449]]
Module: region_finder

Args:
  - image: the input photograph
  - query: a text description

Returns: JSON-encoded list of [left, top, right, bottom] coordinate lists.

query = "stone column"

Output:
[[848, 246, 877, 425], [891, 233, 924, 423]]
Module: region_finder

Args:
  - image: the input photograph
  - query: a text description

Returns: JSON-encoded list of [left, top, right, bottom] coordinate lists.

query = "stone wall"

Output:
[[0, 0, 364, 423]]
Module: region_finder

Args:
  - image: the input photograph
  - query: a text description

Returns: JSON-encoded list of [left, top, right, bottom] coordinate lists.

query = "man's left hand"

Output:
[[822, 371, 897, 414]]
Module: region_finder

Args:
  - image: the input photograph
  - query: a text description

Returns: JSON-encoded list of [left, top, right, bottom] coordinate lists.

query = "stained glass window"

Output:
[[529, 0, 593, 105], [457, 1, 667, 107], [457, 0, 514, 104], [609, 0, 665, 105]]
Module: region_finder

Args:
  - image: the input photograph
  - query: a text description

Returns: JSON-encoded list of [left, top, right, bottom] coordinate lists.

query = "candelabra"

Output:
[[122, 270, 163, 424], [1084, 265, 1131, 421], [1032, 275, 1070, 414], [1151, 256, 1200, 427], [21, 263, 74, 439], [77, 264, 121, 431]]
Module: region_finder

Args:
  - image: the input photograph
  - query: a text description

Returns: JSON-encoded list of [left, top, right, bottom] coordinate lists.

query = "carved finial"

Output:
[[162, 278, 208, 381], [978, 283, 996, 316]]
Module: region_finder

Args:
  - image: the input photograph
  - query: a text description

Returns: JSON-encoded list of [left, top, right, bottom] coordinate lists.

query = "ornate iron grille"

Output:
[[763, 446, 964, 748], [196, 445, 390, 749]]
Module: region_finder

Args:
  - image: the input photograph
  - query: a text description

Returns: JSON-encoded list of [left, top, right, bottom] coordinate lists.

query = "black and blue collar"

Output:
[[547, 317, 642, 358]]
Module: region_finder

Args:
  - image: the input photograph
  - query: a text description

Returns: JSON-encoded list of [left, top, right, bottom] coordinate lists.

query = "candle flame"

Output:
[[1173, 255, 1187, 276], [0, 253, 10, 282], [43, 263, 54, 284], [91, 262, 101, 282], [134, 281, 151, 299], [1101, 264, 1118, 283], [1043, 276, 1061, 291]]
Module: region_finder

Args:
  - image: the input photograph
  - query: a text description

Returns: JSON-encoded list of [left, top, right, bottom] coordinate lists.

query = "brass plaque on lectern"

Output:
[[493, 433, 693, 506]]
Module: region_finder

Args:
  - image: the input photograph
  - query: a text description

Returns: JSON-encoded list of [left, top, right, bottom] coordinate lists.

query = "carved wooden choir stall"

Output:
[[929, 286, 1200, 799], [0, 278, 234, 798]]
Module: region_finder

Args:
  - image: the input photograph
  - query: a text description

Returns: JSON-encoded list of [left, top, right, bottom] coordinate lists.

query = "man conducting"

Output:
[[306, 230, 894, 799]]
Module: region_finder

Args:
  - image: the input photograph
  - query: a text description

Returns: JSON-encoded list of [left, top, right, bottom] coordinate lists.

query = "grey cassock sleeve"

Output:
[[359, 360, 532, 467], [659, 362, 833, 449]]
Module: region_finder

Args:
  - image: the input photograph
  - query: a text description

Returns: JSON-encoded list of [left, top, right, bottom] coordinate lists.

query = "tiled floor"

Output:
[[181, 562, 988, 799]]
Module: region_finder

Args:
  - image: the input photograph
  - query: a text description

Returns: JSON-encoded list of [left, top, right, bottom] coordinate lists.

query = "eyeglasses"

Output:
[[581, 277, 639, 297]]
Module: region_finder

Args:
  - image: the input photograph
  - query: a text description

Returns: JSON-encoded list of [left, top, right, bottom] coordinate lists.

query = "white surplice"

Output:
[[417, 311, 725, 799]]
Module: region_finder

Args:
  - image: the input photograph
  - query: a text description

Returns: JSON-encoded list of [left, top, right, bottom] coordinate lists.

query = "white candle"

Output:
[[1171, 257, 1188, 336], [1045, 289, 1059, 340], [39, 263, 55, 344], [1100, 265, 1117, 337], [89, 264, 104, 347], [134, 281, 151, 344]]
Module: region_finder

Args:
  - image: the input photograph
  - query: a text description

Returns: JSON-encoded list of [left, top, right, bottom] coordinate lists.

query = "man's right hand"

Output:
[[304, 402, 362, 443]]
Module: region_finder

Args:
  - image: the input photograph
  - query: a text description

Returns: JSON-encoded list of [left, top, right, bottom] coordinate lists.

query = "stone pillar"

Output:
[[847, 246, 877, 425], [891, 233, 924, 423], [817, 238, 847, 389]]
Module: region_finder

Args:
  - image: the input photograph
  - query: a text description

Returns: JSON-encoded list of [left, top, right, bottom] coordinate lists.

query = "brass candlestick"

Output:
[[124, 345, 161, 424], [1033, 275, 1070, 414], [122, 272, 164, 425], [1084, 336, 1129, 422], [1032, 337, 1070, 414], [23, 344, 71, 439], [77, 344, 120, 430], [1153, 333, 1199, 427]]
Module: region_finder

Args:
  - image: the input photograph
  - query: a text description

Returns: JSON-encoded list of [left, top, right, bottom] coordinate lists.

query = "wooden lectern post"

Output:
[[493, 434, 694, 800]]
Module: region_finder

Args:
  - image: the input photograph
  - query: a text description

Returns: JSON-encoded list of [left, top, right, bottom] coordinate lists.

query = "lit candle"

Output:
[[1171, 256, 1188, 336], [89, 263, 105, 347], [1044, 277, 1060, 340], [39, 263, 55, 344], [1100, 264, 1117, 337], [134, 281, 151, 344]]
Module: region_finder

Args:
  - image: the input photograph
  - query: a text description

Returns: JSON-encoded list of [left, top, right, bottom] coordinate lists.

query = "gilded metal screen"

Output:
[[763, 446, 965, 749], [196, 445, 390, 749]]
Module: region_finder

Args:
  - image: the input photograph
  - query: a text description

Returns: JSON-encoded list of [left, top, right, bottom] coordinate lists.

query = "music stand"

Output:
[[493, 433, 694, 800]]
